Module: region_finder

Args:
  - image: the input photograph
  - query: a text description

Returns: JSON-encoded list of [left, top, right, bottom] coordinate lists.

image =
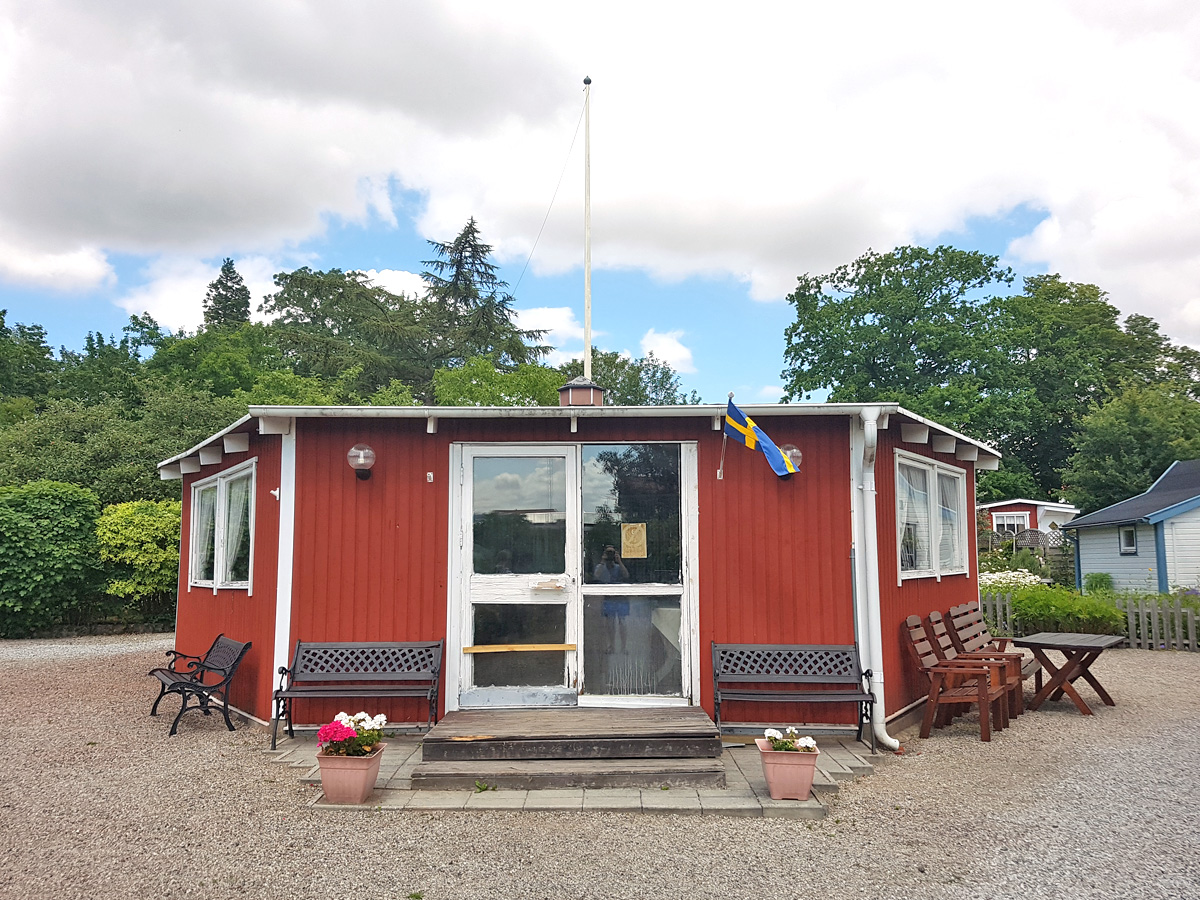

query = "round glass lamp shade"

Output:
[[347, 444, 377, 479], [781, 444, 802, 470]]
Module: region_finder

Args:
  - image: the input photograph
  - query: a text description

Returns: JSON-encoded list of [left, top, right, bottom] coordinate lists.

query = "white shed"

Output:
[[1064, 460, 1200, 593]]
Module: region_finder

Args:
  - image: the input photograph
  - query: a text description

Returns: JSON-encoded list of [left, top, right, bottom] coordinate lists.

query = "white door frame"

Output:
[[444, 440, 700, 712]]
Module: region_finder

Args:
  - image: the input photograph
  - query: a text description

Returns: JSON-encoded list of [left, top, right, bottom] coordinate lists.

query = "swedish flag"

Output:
[[724, 399, 798, 477]]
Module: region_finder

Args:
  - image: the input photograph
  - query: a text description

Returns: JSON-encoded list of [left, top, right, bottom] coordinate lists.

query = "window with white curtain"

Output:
[[895, 452, 968, 581], [992, 512, 1029, 534], [190, 459, 256, 592]]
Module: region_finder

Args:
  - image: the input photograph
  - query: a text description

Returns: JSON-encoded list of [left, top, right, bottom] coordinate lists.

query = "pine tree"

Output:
[[203, 258, 252, 329], [420, 218, 547, 369]]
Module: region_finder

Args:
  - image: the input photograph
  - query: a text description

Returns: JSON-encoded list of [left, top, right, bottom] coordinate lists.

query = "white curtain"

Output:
[[193, 485, 217, 581], [222, 474, 251, 583], [898, 464, 930, 571], [938, 472, 962, 571]]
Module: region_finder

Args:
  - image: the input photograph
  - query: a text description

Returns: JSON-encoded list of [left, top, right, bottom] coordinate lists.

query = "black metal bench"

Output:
[[711, 642, 876, 752], [271, 640, 444, 749], [148, 634, 253, 736]]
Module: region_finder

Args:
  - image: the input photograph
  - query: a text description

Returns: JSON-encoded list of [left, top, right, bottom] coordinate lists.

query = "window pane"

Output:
[[222, 473, 252, 583], [937, 472, 963, 571], [582, 444, 682, 585], [472, 457, 566, 574], [898, 463, 930, 571], [193, 485, 216, 582], [582, 595, 682, 696], [472, 603, 565, 687]]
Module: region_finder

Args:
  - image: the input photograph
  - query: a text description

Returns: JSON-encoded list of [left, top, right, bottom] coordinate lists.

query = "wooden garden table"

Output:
[[1011, 632, 1125, 715]]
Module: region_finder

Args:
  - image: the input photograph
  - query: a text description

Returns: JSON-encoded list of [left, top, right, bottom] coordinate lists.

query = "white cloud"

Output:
[[640, 329, 695, 374], [3, 0, 1200, 349], [359, 268, 425, 298], [756, 385, 785, 402], [115, 255, 277, 331], [0, 237, 113, 291]]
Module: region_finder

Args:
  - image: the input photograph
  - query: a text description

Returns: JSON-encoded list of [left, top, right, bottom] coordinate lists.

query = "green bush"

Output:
[[1010, 585, 1125, 635], [96, 499, 181, 623], [1083, 572, 1114, 594], [0, 481, 104, 637]]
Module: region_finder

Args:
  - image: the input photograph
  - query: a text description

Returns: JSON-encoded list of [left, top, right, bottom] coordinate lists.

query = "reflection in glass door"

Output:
[[459, 448, 580, 707], [579, 444, 684, 698]]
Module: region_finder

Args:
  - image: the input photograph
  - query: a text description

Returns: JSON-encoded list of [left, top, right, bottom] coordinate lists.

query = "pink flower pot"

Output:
[[755, 739, 820, 800], [316, 742, 387, 804]]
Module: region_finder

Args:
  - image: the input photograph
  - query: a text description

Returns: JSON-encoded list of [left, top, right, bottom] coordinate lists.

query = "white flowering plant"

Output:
[[763, 726, 818, 753], [316, 711, 388, 756], [978, 570, 1043, 589]]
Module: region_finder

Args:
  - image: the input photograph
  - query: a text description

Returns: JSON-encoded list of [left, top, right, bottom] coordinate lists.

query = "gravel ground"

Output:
[[1, 634, 1197, 900]]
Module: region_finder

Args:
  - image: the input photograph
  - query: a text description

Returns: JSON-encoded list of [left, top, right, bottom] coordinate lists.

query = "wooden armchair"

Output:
[[902, 615, 1008, 742], [948, 602, 1042, 692], [926, 610, 1023, 719]]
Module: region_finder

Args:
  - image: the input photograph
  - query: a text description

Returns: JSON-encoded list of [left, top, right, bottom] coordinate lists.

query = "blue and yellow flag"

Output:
[[724, 399, 798, 477]]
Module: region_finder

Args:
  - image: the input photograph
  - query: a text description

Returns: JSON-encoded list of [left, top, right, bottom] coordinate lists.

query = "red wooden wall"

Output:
[[873, 427, 979, 716], [280, 414, 859, 726], [175, 434, 281, 719], [172, 411, 985, 726], [988, 501, 1039, 530]]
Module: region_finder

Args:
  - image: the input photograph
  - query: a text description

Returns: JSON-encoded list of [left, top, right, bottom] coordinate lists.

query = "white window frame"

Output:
[[1118, 524, 1138, 556], [895, 450, 969, 584], [189, 457, 257, 594], [992, 512, 1030, 535]]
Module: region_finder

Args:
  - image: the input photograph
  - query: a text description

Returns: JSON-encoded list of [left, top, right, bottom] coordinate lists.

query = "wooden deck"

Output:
[[411, 706, 726, 790]]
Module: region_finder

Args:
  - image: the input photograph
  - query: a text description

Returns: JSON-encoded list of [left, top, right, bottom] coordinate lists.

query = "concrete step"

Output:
[[411, 756, 727, 791]]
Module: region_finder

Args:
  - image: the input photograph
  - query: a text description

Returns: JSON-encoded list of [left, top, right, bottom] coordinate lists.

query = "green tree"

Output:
[[0, 382, 243, 506], [96, 499, 182, 622], [420, 217, 548, 373], [0, 309, 56, 403], [1063, 384, 1200, 512], [433, 356, 562, 406], [0, 481, 103, 636], [558, 351, 701, 405], [203, 258, 252, 329], [782, 245, 1014, 407], [146, 322, 287, 396], [781, 247, 1190, 498], [260, 267, 426, 397]]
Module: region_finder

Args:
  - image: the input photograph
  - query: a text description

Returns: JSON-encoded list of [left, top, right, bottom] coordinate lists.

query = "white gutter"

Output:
[[859, 406, 900, 752]]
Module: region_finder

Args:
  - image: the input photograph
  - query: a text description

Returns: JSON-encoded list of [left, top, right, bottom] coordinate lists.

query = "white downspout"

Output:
[[860, 406, 900, 751]]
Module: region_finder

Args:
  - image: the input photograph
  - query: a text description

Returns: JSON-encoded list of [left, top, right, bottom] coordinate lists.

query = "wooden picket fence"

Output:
[[978, 591, 1199, 652], [1114, 595, 1199, 652]]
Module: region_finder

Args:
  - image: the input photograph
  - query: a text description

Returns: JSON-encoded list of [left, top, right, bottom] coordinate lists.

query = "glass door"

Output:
[[458, 446, 580, 707], [579, 444, 685, 700]]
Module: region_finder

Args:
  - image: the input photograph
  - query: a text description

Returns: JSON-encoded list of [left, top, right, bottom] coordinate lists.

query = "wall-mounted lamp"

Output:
[[781, 444, 803, 472], [347, 444, 376, 480]]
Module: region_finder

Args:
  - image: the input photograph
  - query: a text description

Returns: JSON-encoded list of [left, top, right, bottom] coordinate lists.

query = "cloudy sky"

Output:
[[2, 1, 1198, 402]]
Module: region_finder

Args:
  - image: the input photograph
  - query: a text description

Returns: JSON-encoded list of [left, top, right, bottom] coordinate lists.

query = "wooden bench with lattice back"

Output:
[[271, 640, 444, 749], [711, 643, 876, 752]]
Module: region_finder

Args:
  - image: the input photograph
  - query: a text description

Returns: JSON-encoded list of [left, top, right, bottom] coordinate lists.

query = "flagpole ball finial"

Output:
[[727, 391, 734, 400], [583, 76, 591, 85]]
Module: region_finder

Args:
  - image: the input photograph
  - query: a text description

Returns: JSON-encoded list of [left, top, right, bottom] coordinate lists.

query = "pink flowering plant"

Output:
[[763, 726, 817, 752], [317, 711, 387, 756]]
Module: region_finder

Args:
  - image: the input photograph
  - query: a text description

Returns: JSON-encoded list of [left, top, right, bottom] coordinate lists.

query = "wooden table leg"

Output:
[[1026, 648, 1062, 711], [1073, 650, 1115, 707], [1045, 651, 1093, 715]]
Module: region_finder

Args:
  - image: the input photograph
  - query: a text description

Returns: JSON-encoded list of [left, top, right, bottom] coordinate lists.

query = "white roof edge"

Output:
[[977, 498, 1079, 511], [891, 407, 1001, 459], [156, 415, 254, 470], [244, 402, 902, 419], [156, 402, 1002, 472]]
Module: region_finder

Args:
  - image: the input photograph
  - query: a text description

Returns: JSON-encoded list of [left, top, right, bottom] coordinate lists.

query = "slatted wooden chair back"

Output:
[[925, 611, 964, 662], [903, 615, 942, 681], [948, 602, 994, 655]]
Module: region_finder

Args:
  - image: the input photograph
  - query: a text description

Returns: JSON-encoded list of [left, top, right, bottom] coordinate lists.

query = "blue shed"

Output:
[[1065, 459, 1200, 593]]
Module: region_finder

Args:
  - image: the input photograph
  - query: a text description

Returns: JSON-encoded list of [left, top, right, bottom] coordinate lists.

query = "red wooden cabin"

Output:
[[158, 401, 1000, 744]]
